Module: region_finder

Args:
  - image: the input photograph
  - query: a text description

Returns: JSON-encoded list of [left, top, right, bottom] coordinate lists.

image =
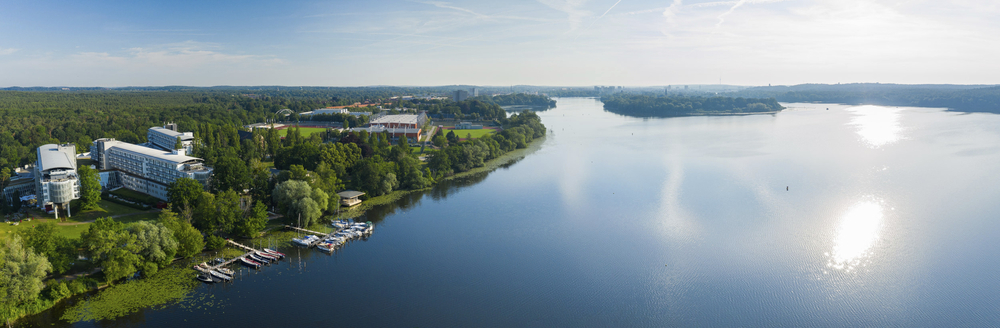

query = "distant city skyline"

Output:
[[1, 0, 997, 87]]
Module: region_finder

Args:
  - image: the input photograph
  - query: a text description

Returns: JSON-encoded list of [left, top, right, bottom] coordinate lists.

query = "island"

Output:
[[601, 93, 784, 117]]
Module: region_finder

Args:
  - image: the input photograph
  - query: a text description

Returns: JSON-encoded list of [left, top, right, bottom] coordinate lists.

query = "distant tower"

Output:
[[470, 88, 478, 97]]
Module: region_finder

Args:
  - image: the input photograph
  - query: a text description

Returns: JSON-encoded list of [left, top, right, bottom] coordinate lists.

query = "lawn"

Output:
[[65, 199, 145, 223], [447, 128, 496, 139], [0, 218, 91, 240], [279, 127, 328, 137], [1, 209, 160, 241]]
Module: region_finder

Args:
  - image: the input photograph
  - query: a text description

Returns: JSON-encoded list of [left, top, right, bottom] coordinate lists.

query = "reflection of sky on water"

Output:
[[828, 199, 884, 271], [847, 106, 904, 148]]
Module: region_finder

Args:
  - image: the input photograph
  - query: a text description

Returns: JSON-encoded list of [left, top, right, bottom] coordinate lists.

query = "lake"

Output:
[[19, 97, 1000, 327]]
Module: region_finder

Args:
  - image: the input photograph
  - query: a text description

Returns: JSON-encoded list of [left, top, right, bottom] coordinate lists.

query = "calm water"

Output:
[[20, 98, 1000, 327]]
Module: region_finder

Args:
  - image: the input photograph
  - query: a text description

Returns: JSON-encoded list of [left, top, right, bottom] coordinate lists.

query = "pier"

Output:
[[195, 240, 270, 273], [285, 225, 342, 247]]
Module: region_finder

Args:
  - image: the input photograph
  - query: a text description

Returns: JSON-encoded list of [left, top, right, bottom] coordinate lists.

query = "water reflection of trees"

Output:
[[502, 105, 552, 113], [361, 154, 528, 223]]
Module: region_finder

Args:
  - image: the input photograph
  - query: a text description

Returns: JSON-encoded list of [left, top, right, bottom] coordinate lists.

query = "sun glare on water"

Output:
[[828, 200, 884, 271], [847, 106, 903, 148]]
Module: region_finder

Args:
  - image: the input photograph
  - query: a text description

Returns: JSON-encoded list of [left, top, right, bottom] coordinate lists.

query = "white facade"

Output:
[[34, 144, 80, 213], [91, 138, 212, 201], [148, 125, 195, 153]]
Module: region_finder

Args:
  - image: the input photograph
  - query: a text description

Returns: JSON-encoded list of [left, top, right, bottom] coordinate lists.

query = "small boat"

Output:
[[216, 267, 234, 275], [249, 254, 270, 264], [317, 243, 335, 252], [197, 274, 215, 283], [263, 248, 285, 257], [240, 257, 261, 268], [213, 257, 225, 264], [255, 251, 278, 261], [209, 270, 232, 281]]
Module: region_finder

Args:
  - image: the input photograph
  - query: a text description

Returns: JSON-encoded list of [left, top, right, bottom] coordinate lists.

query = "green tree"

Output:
[[126, 221, 179, 274], [158, 210, 204, 259], [82, 217, 141, 283], [0, 167, 10, 188], [0, 236, 52, 325], [234, 201, 268, 238], [167, 177, 204, 215], [214, 189, 243, 234], [292, 197, 321, 227], [77, 165, 102, 210], [446, 130, 458, 144], [174, 137, 183, 150], [17, 222, 75, 274], [432, 135, 447, 148], [211, 156, 251, 193], [191, 191, 216, 231], [205, 235, 226, 251]]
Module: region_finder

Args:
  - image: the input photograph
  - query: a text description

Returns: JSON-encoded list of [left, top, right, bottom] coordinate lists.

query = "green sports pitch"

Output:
[[448, 129, 496, 139], [279, 127, 328, 137]]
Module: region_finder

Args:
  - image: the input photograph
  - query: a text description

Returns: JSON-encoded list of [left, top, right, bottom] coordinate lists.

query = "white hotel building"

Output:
[[34, 144, 81, 217], [92, 138, 212, 200], [147, 123, 195, 153]]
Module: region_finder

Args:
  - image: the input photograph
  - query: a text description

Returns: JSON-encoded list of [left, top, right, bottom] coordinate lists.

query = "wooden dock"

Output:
[[285, 225, 343, 247], [195, 240, 270, 273]]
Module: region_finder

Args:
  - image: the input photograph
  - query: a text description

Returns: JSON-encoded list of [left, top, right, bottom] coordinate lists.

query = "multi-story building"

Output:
[[453, 90, 469, 102], [361, 113, 428, 139], [147, 123, 195, 153], [91, 138, 212, 201], [34, 144, 80, 217], [2, 168, 36, 206]]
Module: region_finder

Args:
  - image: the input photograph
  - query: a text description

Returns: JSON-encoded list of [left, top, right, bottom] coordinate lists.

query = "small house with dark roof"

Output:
[[337, 190, 365, 207]]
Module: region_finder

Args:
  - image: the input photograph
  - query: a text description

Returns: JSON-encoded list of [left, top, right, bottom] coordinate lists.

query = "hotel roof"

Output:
[[109, 141, 202, 165], [37, 144, 76, 172], [149, 127, 195, 140]]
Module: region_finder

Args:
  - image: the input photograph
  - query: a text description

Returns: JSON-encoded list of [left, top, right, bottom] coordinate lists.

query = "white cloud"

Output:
[[0, 47, 19, 55], [70, 41, 284, 69]]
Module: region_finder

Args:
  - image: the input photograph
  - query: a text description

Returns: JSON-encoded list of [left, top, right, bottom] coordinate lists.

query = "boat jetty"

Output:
[[193, 219, 372, 283], [288, 219, 373, 252]]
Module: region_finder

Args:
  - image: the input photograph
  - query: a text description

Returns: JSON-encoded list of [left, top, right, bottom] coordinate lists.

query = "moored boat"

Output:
[[263, 248, 285, 257], [196, 274, 215, 283], [209, 270, 232, 281], [240, 257, 261, 268]]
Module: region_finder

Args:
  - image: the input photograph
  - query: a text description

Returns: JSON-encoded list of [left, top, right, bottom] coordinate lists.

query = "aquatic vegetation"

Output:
[[60, 267, 198, 322]]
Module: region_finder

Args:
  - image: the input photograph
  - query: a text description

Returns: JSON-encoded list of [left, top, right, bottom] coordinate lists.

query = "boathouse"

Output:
[[337, 190, 365, 207]]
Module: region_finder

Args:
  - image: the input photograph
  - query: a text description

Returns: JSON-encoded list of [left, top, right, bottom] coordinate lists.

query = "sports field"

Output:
[[278, 127, 328, 137], [447, 128, 496, 139]]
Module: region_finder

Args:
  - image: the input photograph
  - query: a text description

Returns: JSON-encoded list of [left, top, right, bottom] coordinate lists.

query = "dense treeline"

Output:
[[471, 93, 556, 107], [398, 98, 507, 121], [729, 83, 1000, 113], [427, 111, 546, 175], [601, 94, 784, 117]]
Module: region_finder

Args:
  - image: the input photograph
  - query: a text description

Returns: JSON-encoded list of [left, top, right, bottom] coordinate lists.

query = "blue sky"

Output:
[[1, 0, 997, 87]]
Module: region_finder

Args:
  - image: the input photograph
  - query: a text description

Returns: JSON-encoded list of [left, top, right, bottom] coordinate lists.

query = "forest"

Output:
[[728, 83, 1000, 113], [601, 93, 784, 117]]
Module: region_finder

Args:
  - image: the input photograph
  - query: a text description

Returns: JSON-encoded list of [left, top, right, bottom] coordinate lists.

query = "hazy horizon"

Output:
[[2, 0, 998, 87]]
